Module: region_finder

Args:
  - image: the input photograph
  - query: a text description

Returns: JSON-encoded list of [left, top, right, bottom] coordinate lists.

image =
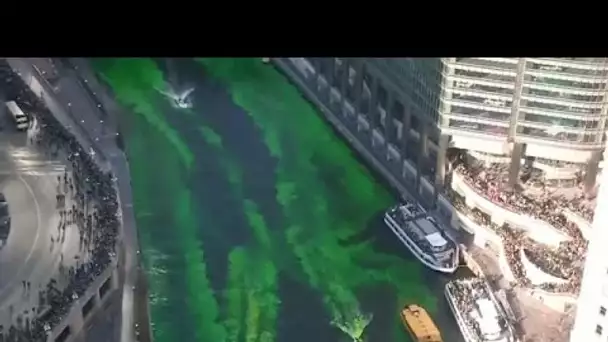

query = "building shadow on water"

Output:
[[359, 283, 402, 342], [277, 274, 341, 342]]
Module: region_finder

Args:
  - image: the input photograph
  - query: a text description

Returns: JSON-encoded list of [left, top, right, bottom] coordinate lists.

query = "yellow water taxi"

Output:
[[400, 304, 443, 342]]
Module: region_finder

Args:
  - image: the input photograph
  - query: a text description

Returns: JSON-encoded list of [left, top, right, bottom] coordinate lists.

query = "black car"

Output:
[[0, 192, 6, 206], [0, 205, 9, 230]]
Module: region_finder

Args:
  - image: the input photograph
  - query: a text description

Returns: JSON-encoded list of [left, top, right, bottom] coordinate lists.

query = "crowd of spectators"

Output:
[[449, 152, 592, 295], [446, 187, 586, 296], [555, 195, 594, 222], [0, 61, 120, 342], [522, 238, 578, 280], [454, 159, 594, 229]]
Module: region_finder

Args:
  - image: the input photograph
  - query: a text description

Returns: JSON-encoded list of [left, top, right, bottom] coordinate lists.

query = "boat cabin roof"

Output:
[[414, 217, 440, 235], [473, 298, 503, 337], [413, 218, 448, 247], [401, 305, 443, 342], [425, 232, 448, 247]]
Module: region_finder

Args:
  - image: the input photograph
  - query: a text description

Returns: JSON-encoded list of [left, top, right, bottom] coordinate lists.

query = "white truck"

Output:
[[5, 101, 29, 131]]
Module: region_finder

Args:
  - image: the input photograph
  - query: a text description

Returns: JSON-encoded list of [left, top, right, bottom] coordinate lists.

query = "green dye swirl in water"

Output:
[[93, 57, 439, 342]]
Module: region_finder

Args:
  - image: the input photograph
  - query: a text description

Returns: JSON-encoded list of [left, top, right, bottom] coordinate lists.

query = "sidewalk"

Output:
[[7, 58, 142, 342], [52, 58, 144, 342]]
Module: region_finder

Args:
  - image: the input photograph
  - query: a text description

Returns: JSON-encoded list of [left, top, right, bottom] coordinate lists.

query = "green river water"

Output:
[[90, 58, 456, 342]]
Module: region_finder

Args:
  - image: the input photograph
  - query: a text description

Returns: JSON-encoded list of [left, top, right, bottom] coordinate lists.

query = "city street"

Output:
[[7, 58, 141, 342], [0, 104, 83, 331]]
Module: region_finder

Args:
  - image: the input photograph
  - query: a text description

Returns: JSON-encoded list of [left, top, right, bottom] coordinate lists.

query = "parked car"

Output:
[[0, 205, 9, 229], [0, 193, 9, 231]]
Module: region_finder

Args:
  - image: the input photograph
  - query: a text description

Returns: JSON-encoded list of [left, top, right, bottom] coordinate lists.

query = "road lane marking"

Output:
[[0, 176, 42, 299]]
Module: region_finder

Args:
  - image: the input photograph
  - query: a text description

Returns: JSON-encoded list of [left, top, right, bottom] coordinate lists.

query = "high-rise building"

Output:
[[276, 58, 608, 208], [443, 58, 608, 190], [277, 57, 608, 341], [570, 153, 608, 341]]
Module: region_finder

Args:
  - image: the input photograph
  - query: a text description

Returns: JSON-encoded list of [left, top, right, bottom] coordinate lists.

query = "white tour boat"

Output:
[[384, 201, 459, 273], [445, 278, 518, 342]]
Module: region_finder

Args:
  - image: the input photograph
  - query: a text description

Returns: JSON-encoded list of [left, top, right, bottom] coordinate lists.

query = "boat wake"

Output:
[[156, 83, 195, 109], [330, 306, 373, 342]]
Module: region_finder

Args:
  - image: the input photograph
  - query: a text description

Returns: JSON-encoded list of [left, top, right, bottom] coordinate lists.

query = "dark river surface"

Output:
[[91, 58, 466, 342]]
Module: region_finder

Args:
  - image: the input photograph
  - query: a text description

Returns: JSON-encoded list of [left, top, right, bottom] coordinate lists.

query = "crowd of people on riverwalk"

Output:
[[0, 61, 120, 342], [522, 239, 578, 280], [454, 161, 594, 226], [447, 187, 586, 296]]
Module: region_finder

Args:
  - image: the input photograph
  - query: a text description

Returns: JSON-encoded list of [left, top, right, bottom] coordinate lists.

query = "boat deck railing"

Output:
[[447, 280, 518, 342]]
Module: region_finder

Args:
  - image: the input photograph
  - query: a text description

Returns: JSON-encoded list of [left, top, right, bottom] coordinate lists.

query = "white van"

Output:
[[5, 101, 29, 131]]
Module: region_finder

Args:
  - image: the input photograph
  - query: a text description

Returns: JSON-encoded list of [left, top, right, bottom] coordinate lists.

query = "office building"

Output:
[[275, 58, 608, 209], [276, 57, 608, 341]]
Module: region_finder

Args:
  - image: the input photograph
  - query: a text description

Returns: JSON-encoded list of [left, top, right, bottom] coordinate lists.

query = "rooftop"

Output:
[[415, 216, 441, 235], [474, 297, 503, 337], [425, 231, 448, 247]]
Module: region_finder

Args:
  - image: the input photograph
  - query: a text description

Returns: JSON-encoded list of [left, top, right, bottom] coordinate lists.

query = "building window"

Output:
[[596, 324, 603, 335], [601, 306, 607, 316]]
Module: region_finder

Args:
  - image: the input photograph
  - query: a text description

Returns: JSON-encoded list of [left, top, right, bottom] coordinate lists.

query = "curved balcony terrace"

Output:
[[498, 226, 582, 296], [447, 189, 564, 247], [467, 151, 582, 182], [447, 188, 585, 296], [532, 159, 580, 181], [452, 172, 569, 239], [451, 163, 591, 238], [520, 248, 570, 286]]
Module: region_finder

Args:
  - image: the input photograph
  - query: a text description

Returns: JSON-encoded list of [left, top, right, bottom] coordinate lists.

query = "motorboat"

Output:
[[156, 86, 194, 109]]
